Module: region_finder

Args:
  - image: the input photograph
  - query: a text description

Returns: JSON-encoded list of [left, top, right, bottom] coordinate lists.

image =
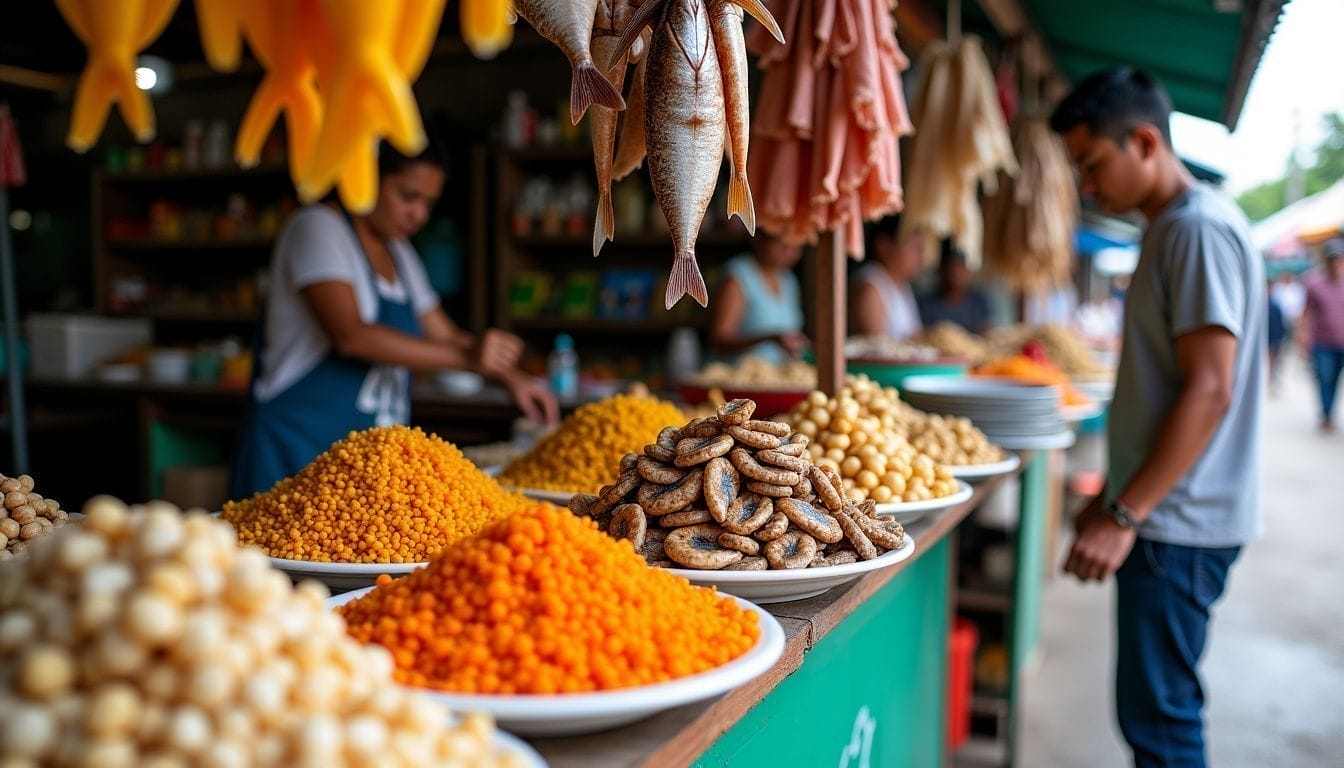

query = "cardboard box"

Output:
[[27, 314, 151, 378]]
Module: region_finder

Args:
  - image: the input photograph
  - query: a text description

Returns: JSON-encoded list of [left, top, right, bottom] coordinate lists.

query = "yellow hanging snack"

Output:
[[299, 0, 446, 213], [233, 0, 327, 184], [460, 0, 515, 59], [193, 0, 245, 71], [55, 0, 180, 151]]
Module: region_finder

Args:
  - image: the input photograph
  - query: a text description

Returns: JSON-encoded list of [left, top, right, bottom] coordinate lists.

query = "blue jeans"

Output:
[[1116, 539, 1240, 768], [1312, 345, 1344, 421]]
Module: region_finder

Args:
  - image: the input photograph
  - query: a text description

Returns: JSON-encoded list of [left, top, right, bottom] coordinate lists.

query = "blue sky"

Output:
[[1170, 0, 1344, 194]]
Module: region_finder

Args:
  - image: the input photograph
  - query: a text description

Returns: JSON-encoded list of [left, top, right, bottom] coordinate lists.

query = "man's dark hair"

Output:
[[1049, 67, 1173, 147]]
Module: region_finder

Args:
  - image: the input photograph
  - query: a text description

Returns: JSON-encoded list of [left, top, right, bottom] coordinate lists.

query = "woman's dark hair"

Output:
[[937, 239, 967, 294], [377, 136, 451, 180], [869, 214, 902, 242], [1049, 67, 1173, 147]]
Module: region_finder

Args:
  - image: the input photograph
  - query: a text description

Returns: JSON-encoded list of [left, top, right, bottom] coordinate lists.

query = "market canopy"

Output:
[[1251, 177, 1344, 256], [1015, 0, 1287, 130]]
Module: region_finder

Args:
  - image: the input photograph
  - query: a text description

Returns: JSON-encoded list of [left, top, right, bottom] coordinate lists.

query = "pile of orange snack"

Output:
[[222, 425, 531, 563], [972, 355, 1090, 406], [338, 504, 761, 694]]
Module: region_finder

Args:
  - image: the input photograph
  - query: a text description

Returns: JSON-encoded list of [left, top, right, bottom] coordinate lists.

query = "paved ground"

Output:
[[1018, 357, 1344, 767]]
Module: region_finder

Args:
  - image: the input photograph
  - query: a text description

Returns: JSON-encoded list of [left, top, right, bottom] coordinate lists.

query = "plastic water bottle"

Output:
[[548, 334, 579, 400]]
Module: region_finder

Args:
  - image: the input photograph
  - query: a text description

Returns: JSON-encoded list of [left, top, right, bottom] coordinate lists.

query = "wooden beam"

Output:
[[0, 64, 73, 94], [814, 229, 846, 396]]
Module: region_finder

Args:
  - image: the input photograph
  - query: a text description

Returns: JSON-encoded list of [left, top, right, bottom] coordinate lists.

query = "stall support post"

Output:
[[0, 184, 28, 472], [815, 228, 846, 395], [1003, 449, 1050, 766]]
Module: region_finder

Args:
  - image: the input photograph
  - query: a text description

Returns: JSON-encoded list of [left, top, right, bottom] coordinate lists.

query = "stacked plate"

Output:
[[901, 375, 1074, 450]]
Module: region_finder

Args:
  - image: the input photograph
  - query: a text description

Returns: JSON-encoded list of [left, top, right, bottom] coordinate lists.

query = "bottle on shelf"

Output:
[[666, 327, 702, 386], [547, 334, 579, 400]]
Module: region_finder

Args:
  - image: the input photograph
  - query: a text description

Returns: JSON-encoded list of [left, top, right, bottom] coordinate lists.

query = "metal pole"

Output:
[[0, 184, 29, 472]]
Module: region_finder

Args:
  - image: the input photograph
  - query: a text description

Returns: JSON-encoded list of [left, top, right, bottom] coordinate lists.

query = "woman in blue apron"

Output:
[[230, 142, 557, 498]]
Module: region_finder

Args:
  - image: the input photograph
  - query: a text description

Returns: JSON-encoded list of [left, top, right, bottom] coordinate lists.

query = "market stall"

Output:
[[0, 0, 1284, 766]]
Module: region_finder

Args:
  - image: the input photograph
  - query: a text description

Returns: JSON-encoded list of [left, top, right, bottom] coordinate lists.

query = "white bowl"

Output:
[[949, 453, 1021, 483], [270, 557, 426, 591], [872, 481, 975, 524], [329, 589, 785, 736], [665, 535, 916, 604]]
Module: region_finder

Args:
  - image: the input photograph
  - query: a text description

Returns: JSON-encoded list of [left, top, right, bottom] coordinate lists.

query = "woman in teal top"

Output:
[[709, 233, 809, 363]]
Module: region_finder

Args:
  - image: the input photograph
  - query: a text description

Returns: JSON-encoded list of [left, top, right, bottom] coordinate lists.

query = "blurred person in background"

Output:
[[1298, 238, 1344, 431], [230, 141, 557, 499], [919, 239, 993, 333], [709, 232, 808, 363], [851, 215, 924, 340], [1266, 278, 1287, 395], [1051, 67, 1263, 768], [1271, 270, 1306, 345]]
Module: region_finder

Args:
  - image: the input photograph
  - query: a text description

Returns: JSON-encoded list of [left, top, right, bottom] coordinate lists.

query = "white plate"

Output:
[[329, 589, 784, 736], [665, 534, 916, 604], [1061, 402, 1105, 422], [988, 430, 1076, 450], [872, 481, 975, 525], [269, 558, 425, 591], [487, 465, 581, 505], [901, 374, 1061, 400], [949, 453, 1021, 482], [493, 730, 548, 768]]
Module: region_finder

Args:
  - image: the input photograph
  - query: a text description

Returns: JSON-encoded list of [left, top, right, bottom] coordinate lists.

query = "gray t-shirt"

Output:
[[1107, 184, 1265, 548], [254, 206, 439, 402]]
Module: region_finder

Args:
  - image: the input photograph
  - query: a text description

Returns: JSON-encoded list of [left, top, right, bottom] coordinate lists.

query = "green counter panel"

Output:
[[695, 538, 952, 768]]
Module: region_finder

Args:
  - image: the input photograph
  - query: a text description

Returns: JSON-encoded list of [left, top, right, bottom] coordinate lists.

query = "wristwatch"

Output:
[[1107, 499, 1139, 529]]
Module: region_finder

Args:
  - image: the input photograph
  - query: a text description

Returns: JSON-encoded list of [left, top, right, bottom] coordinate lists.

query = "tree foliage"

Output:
[[1236, 112, 1344, 221]]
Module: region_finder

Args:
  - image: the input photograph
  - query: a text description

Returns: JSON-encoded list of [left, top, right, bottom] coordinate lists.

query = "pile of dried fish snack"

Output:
[[901, 36, 1017, 266], [571, 398, 906, 571], [982, 117, 1078, 291], [746, 0, 914, 258]]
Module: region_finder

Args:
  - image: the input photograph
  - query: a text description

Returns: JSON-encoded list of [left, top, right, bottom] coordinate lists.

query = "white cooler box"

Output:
[[27, 314, 151, 378]]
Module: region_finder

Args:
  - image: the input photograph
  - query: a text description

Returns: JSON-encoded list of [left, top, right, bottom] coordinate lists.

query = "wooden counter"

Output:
[[528, 470, 1024, 768]]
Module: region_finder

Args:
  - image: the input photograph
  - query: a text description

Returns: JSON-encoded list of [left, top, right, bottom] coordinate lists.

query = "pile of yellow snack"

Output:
[[784, 377, 960, 503], [0, 497, 519, 767], [223, 425, 530, 563], [499, 393, 686, 495]]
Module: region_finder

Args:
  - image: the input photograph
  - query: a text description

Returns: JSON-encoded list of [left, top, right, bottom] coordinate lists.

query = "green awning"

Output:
[[1021, 0, 1287, 129]]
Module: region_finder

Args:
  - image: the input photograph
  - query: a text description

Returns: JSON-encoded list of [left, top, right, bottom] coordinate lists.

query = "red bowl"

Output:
[[677, 384, 811, 419]]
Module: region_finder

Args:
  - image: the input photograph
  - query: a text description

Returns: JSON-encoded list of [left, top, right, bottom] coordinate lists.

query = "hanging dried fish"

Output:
[[982, 116, 1077, 291], [515, 0, 627, 125], [901, 36, 1017, 267], [607, 0, 782, 308]]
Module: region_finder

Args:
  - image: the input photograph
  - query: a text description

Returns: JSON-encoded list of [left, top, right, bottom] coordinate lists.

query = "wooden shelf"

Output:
[[100, 163, 291, 183], [513, 232, 748, 249], [957, 588, 1013, 614], [501, 146, 595, 163], [106, 237, 274, 251], [110, 309, 258, 324], [508, 316, 705, 334]]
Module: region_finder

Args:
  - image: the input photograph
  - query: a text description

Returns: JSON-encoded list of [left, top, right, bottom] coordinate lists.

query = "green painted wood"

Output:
[[1014, 0, 1276, 125], [1002, 450, 1052, 763], [148, 422, 225, 498], [695, 538, 952, 768]]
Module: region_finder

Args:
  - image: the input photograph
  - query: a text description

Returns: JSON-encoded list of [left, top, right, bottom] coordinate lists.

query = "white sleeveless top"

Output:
[[854, 264, 922, 340]]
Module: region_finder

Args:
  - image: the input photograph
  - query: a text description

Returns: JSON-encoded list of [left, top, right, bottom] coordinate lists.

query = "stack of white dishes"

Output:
[[901, 375, 1074, 450]]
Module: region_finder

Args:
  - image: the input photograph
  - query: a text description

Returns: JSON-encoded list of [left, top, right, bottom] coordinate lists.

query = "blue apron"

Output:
[[229, 224, 422, 498]]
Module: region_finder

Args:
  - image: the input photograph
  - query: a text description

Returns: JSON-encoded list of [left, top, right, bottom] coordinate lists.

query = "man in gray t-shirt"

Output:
[[1051, 68, 1263, 768]]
